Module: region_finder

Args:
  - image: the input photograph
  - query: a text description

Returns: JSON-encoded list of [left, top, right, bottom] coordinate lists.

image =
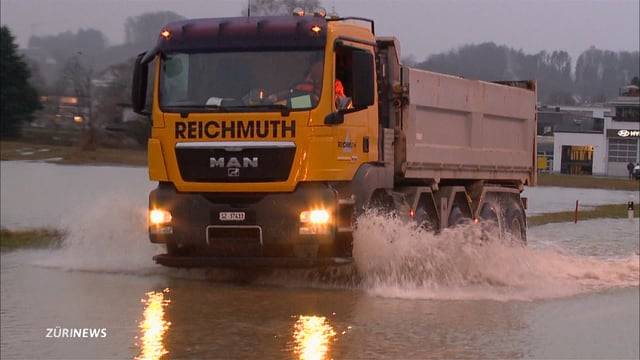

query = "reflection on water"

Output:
[[292, 315, 337, 360], [135, 289, 172, 360]]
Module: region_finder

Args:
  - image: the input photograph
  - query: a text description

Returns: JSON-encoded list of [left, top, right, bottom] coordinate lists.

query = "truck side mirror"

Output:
[[324, 111, 344, 125], [131, 52, 150, 115], [351, 50, 375, 109]]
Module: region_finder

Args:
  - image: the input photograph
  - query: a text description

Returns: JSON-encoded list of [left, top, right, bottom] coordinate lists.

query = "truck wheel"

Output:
[[504, 200, 526, 243], [368, 190, 395, 215], [479, 201, 499, 222], [414, 197, 438, 231], [448, 205, 471, 227], [479, 197, 500, 233]]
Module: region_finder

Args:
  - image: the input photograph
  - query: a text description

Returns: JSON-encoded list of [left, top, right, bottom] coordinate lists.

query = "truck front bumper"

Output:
[[149, 182, 352, 266], [152, 254, 353, 268]]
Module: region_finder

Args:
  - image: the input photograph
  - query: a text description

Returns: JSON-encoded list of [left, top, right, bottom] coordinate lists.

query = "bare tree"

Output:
[[59, 53, 96, 150]]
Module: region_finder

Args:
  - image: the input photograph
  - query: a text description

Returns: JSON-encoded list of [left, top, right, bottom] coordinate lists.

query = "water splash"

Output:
[[27, 196, 639, 302], [35, 194, 163, 274], [353, 211, 639, 301]]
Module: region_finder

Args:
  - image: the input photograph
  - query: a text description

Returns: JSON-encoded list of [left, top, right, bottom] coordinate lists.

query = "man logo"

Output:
[[228, 168, 240, 177], [618, 129, 631, 137], [210, 157, 259, 168]]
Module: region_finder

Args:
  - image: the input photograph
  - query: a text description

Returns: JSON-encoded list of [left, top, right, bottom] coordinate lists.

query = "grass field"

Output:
[[528, 203, 639, 226], [0, 228, 65, 250], [537, 173, 639, 191], [0, 141, 146, 166]]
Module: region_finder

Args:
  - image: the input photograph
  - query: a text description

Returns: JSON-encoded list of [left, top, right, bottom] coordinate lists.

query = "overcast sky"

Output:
[[1, 0, 638, 62]]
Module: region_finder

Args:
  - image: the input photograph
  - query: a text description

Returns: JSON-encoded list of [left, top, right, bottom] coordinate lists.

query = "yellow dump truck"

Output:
[[132, 11, 537, 267]]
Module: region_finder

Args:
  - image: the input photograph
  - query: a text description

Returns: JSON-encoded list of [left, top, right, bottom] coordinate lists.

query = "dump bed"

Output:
[[399, 67, 537, 186]]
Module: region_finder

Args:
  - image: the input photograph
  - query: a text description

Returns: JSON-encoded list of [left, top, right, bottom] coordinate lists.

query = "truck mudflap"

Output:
[[152, 254, 353, 268]]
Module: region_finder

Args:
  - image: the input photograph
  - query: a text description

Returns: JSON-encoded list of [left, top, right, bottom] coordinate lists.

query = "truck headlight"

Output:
[[299, 209, 331, 235], [300, 209, 330, 225], [149, 209, 172, 225]]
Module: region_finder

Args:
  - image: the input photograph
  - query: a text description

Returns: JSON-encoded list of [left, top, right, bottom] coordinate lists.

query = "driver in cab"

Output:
[[268, 60, 323, 106], [268, 60, 352, 111]]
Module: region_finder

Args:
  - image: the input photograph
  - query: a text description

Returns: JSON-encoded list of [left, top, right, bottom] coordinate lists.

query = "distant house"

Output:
[[30, 95, 89, 129]]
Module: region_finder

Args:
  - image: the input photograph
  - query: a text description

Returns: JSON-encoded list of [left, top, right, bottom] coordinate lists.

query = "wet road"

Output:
[[1, 162, 639, 359]]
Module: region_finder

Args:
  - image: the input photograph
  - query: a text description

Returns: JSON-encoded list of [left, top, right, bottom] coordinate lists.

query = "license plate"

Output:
[[219, 212, 246, 221]]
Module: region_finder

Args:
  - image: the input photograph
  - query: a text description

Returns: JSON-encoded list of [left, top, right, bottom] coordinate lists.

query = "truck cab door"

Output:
[[329, 43, 377, 165]]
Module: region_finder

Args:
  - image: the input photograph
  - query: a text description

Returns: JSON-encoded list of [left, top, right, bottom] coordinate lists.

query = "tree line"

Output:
[[413, 42, 639, 104]]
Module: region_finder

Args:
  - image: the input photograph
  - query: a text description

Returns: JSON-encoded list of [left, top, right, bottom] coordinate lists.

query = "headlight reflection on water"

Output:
[[135, 288, 171, 360], [293, 315, 337, 360]]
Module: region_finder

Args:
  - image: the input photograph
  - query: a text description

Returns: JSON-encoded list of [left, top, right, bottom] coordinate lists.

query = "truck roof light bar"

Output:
[[313, 8, 327, 17], [326, 17, 375, 35]]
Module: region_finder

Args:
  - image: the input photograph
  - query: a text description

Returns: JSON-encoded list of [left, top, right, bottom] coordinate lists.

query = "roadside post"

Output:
[[628, 200, 635, 220]]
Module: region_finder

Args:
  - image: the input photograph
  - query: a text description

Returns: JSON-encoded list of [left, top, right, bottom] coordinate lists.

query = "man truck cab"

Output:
[[132, 11, 536, 268]]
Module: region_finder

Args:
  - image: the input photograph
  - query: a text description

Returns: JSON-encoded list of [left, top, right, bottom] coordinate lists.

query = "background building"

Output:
[[606, 86, 640, 176], [545, 86, 640, 177]]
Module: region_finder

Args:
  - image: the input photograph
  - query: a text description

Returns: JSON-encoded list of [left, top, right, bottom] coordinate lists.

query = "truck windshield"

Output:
[[160, 50, 324, 111]]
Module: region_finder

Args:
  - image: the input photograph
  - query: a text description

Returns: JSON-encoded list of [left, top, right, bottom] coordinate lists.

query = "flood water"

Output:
[[523, 186, 639, 215], [2, 161, 639, 228], [1, 161, 639, 359]]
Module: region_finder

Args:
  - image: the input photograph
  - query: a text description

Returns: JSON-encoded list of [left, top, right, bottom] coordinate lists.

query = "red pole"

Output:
[[574, 200, 579, 223]]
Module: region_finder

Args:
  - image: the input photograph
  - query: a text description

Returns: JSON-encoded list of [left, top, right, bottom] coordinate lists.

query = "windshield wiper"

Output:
[[164, 104, 228, 115], [226, 104, 291, 116], [165, 103, 290, 116]]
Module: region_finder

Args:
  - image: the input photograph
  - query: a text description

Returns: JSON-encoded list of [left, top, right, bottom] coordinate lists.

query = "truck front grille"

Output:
[[206, 225, 262, 256], [175, 143, 295, 182]]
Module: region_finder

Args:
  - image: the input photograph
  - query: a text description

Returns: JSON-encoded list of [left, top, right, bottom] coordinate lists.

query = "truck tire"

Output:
[[504, 199, 526, 243], [368, 190, 395, 215], [448, 205, 471, 227], [479, 200, 499, 223], [414, 197, 438, 231], [479, 196, 500, 229]]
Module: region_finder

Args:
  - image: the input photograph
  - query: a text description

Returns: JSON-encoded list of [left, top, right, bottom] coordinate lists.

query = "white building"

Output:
[[551, 87, 640, 177]]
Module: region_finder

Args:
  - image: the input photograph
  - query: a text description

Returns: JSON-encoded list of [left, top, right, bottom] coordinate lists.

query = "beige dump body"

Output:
[[400, 67, 537, 186]]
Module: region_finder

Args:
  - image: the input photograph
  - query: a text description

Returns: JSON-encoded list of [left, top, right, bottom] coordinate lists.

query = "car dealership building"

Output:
[[548, 86, 640, 177]]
